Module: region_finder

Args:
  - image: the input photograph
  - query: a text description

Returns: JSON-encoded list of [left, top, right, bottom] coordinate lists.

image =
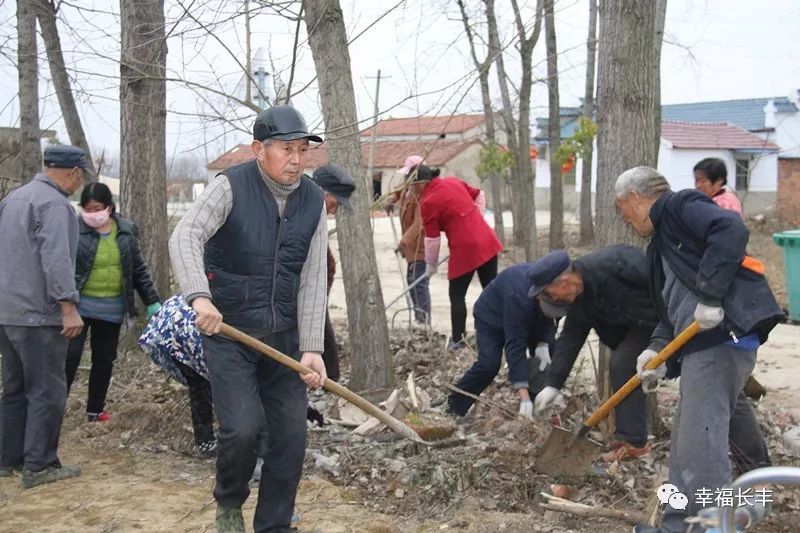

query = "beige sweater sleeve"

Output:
[[168, 175, 232, 301], [297, 205, 328, 353]]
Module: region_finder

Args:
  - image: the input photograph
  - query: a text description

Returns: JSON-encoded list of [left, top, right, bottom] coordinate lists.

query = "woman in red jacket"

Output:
[[411, 164, 503, 349]]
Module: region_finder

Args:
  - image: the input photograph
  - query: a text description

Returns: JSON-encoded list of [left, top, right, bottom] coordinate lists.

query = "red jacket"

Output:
[[420, 176, 502, 280]]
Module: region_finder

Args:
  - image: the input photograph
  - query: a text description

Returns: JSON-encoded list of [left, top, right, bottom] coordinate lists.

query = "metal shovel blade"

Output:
[[536, 425, 603, 478]]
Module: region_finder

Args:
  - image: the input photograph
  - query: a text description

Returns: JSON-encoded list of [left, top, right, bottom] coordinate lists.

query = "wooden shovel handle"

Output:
[[218, 323, 425, 444], [583, 321, 700, 428]]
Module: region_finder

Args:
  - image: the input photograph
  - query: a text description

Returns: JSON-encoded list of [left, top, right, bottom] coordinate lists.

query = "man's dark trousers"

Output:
[[204, 327, 307, 533], [448, 317, 506, 416], [0, 325, 69, 471], [609, 327, 651, 447]]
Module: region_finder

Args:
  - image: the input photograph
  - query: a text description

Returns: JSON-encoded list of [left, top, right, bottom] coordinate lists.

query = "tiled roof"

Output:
[[207, 144, 255, 171], [539, 97, 799, 139], [662, 97, 798, 131], [361, 114, 485, 137], [207, 140, 477, 171], [661, 122, 780, 151]]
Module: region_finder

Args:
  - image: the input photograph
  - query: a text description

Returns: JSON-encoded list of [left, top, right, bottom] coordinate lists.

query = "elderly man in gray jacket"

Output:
[[0, 145, 87, 489]]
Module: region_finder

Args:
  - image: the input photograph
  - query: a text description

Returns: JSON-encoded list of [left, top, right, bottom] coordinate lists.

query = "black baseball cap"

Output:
[[311, 165, 356, 210], [253, 105, 323, 143]]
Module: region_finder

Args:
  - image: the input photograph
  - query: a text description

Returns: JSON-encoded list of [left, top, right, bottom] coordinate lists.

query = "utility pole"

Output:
[[245, 0, 251, 105], [365, 69, 382, 188]]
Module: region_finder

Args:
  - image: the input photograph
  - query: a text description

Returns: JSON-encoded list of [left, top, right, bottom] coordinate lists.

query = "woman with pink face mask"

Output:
[[65, 182, 161, 422]]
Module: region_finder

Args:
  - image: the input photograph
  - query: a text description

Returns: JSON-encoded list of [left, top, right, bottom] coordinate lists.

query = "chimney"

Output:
[[763, 100, 777, 129]]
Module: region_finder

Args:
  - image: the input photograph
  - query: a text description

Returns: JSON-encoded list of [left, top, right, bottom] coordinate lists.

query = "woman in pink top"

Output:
[[693, 158, 743, 217]]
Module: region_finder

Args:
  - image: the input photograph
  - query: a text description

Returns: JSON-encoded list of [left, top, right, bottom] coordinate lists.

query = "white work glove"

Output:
[[534, 343, 551, 371], [636, 348, 666, 392], [694, 302, 724, 330], [518, 399, 534, 420], [425, 263, 437, 277], [533, 386, 563, 415]]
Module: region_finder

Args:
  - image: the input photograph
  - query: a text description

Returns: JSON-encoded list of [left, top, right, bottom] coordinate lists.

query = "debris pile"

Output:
[[62, 325, 800, 530]]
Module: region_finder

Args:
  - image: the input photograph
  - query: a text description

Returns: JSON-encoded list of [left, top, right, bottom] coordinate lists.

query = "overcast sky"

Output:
[[0, 0, 798, 167]]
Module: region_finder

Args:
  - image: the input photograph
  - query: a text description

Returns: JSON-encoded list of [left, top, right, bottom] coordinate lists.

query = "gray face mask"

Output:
[[538, 294, 570, 318]]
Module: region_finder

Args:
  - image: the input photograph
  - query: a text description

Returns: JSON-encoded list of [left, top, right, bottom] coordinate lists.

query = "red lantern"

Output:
[[561, 155, 574, 174]]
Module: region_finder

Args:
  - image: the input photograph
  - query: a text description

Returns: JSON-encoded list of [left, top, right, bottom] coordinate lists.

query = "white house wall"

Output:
[[747, 153, 778, 191], [768, 111, 800, 157], [662, 148, 736, 191]]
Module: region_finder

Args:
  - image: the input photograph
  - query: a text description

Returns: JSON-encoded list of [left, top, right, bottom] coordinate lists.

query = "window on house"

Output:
[[735, 158, 750, 191]]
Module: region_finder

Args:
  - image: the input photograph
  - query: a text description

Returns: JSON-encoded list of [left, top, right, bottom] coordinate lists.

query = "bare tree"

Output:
[[579, 0, 597, 244], [486, 0, 544, 260], [456, 0, 505, 245], [485, 0, 521, 245], [303, 0, 394, 392], [594, 0, 661, 248], [34, 0, 97, 179], [120, 0, 169, 297], [593, 0, 666, 435], [17, 0, 41, 183], [652, 0, 667, 157], [510, 0, 544, 260], [544, 0, 562, 250], [167, 153, 207, 180]]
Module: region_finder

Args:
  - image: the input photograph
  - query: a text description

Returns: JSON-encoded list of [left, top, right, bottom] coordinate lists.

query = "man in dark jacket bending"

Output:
[[615, 166, 783, 533], [532, 245, 658, 462], [446, 251, 562, 419]]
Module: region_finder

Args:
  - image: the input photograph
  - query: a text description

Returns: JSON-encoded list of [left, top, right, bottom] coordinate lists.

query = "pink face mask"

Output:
[[81, 207, 111, 229]]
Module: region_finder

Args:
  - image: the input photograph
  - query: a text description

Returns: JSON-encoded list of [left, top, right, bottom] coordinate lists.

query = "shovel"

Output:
[[218, 323, 426, 444], [536, 321, 701, 478]]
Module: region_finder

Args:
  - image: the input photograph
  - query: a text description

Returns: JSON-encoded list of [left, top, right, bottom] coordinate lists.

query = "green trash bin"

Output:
[[773, 229, 800, 321]]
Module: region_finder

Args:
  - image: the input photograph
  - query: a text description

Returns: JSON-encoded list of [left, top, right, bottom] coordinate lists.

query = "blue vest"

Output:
[[204, 160, 323, 333]]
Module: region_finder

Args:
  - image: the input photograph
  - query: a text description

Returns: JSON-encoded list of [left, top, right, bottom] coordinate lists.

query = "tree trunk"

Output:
[[595, 0, 667, 437], [303, 0, 394, 392], [485, 0, 522, 249], [544, 0, 563, 250], [34, 0, 96, 179], [579, 0, 598, 245], [17, 0, 41, 183], [594, 0, 659, 248], [488, 169, 505, 245], [457, 0, 505, 245], [652, 0, 667, 158], [516, 42, 538, 261], [649, 0, 669, 439], [120, 0, 169, 298], [511, 0, 544, 261]]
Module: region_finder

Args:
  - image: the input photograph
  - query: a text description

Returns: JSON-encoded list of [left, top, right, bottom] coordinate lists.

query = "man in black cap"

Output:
[[0, 144, 88, 488], [446, 251, 566, 420], [310, 165, 355, 382], [169, 105, 328, 533], [531, 245, 658, 462]]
